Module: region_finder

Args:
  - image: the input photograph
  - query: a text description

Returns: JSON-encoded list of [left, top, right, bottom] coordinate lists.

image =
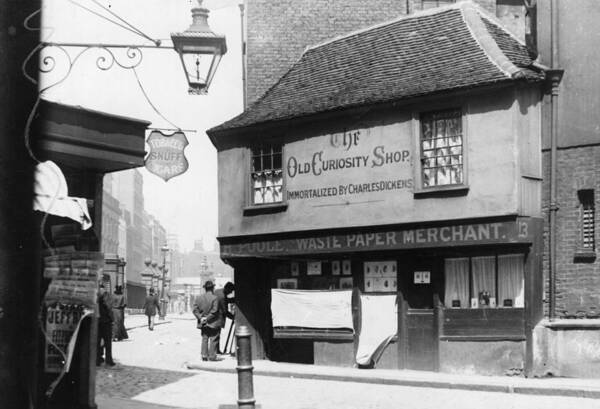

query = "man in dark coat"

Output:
[[214, 282, 235, 354], [97, 283, 115, 366], [112, 285, 128, 341], [143, 288, 161, 331], [193, 281, 222, 361]]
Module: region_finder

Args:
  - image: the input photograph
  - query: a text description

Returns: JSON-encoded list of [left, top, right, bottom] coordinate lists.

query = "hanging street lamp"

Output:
[[171, 0, 228, 95]]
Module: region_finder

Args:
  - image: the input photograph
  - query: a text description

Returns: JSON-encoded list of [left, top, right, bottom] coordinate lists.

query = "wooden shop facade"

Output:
[[209, 4, 548, 375]]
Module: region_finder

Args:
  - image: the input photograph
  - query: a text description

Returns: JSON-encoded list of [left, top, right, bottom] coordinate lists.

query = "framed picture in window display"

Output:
[[277, 278, 298, 289], [307, 261, 322, 276], [251, 144, 283, 205], [331, 261, 341, 276], [342, 260, 351, 275], [339, 277, 353, 289], [364, 261, 397, 292], [290, 262, 300, 277]]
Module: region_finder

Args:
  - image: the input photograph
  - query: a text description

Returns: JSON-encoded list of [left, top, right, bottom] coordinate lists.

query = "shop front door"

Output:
[[398, 257, 441, 371]]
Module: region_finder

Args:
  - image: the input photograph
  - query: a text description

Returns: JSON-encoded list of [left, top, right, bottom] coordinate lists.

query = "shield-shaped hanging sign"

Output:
[[145, 130, 189, 181]]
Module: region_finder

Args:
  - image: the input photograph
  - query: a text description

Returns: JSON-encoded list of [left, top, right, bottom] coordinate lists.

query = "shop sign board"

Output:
[[145, 130, 189, 181], [284, 122, 413, 206], [221, 218, 536, 258]]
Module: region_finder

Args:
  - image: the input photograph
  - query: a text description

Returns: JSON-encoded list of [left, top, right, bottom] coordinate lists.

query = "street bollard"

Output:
[[236, 325, 255, 409]]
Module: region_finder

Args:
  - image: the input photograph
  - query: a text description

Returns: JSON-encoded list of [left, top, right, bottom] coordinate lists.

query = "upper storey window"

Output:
[[251, 144, 283, 205], [420, 109, 464, 188], [579, 189, 595, 252], [422, 0, 456, 10]]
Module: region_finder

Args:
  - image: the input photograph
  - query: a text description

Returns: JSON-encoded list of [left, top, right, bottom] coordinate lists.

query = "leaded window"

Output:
[[251, 144, 283, 205], [420, 109, 463, 188]]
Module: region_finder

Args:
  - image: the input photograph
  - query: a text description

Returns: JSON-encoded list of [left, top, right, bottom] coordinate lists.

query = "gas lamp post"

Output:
[[159, 244, 169, 319]]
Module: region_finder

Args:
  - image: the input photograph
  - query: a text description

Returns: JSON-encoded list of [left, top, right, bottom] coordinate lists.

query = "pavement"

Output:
[[95, 316, 600, 409], [187, 356, 600, 400]]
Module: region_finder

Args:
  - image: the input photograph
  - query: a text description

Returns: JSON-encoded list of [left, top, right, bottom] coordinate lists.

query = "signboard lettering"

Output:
[[145, 130, 189, 181], [285, 124, 413, 206], [221, 219, 534, 258]]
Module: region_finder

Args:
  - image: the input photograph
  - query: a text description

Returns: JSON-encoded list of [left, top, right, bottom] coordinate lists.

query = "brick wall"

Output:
[[246, 0, 523, 105], [542, 146, 600, 318], [246, 0, 408, 105]]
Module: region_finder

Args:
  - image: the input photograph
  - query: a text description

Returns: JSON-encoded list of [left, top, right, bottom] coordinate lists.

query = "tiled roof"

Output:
[[209, 2, 544, 135]]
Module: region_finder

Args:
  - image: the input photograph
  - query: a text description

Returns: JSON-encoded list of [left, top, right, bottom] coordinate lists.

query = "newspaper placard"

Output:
[[44, 304, 86, 373]]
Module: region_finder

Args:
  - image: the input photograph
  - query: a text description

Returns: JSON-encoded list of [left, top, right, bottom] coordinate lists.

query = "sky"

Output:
[[41, 0, 244, 251]]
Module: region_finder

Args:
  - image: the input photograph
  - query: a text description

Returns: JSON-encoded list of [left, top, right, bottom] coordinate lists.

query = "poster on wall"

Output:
[[340, 277, 353, 289], [306, 261, 322, 275], [42, 251, 102, 382], [364, 261, 397, 292], [44, 304, 86, 373], [277, 278, 298, 289], [291, 262, 300, 276], [331, 261, 341, 275], [342, 260, 352, 275]]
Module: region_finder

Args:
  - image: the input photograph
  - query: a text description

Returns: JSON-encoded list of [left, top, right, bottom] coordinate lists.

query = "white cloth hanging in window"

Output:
[[33, 161, 92, 230], [270, 289, 353, 329], [444, 258, 469, 308], [498, 254, 525, 307], [471, 256, 495, 301], [355, 294, 397, 366]]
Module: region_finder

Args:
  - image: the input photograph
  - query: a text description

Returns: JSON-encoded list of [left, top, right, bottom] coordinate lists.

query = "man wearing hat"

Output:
[[192, 280, 222, 361]]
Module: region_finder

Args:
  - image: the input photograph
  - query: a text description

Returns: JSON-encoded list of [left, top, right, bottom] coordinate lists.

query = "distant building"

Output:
[[179, 240, 233, 283], [111, 169, 146, 284], [101, 173, 121, 255]]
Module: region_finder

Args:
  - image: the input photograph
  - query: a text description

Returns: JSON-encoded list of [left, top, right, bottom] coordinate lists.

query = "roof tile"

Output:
[[210, 2, 544, 135]]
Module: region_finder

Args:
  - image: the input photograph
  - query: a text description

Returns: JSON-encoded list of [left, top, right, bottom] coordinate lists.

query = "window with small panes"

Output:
[[250, 144, 283, 205]]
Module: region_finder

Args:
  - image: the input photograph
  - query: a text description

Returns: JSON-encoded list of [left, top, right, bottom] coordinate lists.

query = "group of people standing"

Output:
[[96, 284, 129, 366], [193, 281, 235, 361], [96, 280, 235, 366]]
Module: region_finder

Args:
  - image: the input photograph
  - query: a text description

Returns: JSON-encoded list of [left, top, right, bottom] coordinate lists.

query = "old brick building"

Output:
[[532, 0, 600, 377], [218, 0, 600, 376], [245, 0, 527, 105]]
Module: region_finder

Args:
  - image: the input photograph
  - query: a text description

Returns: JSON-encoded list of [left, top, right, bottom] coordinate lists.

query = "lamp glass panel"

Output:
[[181, 52, 214, 87]]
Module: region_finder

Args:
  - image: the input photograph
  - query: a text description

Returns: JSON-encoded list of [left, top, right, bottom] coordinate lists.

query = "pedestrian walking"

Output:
[[193, 281, 222, 361], [143, 288, 161, 331], [97, 283, 115, 366], [214, 282, 235, 354], [111, 285, 128, 341]]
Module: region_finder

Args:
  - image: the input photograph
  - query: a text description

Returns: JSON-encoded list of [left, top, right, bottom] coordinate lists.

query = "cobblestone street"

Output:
[[95, 316, 600, 409]]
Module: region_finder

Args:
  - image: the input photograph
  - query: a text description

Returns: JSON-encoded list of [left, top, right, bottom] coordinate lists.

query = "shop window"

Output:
[[444, 254, 524, 308], [443, 258, 469, 308], [250, 144, 283, 205], [418, 109, 464, 190], [579, 190, 595, 252]]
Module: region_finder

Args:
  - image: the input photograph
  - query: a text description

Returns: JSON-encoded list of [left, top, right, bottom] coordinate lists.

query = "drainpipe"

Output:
[[239, 1, 247, 110], [547, 0, 563, 320]]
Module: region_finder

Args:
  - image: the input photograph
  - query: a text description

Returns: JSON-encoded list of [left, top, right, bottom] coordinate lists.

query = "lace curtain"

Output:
[[471, 256, 495, 302], [498, 254, 524, 307], [444, 258, 469, 308]]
